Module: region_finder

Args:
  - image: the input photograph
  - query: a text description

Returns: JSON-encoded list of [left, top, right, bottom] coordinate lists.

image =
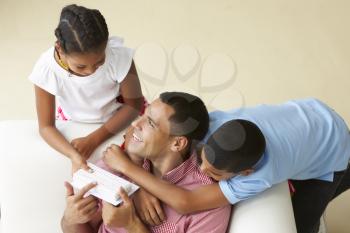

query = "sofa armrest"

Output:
[[227, 181, 297, 233], [0, 120, 123, 233]]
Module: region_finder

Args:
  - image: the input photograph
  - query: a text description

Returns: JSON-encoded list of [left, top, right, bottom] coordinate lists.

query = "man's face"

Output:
[[126, 98, 175, 159]]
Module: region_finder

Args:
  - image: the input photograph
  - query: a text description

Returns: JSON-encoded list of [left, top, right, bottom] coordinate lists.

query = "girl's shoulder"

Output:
[[106, 36, 134, 58], [104, 36, 135, 83], [31, 47, 63, 76], [107, 36, 125, 48], [28, 47, 64, 95]]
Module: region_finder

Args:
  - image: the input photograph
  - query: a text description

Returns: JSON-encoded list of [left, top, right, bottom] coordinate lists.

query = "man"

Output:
[[61, 92, 231, 233], [106, 98, 350, 233]]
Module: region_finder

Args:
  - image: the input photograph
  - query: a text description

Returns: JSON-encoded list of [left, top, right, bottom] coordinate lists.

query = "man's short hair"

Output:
[[203, 119, 266, 173], [159, 92, 209, 146]]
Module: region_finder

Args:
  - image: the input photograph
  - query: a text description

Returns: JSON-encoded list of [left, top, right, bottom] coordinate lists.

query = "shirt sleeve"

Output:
[[219, 176, 271, 204], [28, 57, 61, 96], [185, 205, 232, 233], [107, 36, 135, 83]]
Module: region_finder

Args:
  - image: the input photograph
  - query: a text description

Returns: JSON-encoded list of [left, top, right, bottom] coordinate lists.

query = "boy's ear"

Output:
[[239, 169, 254, 176], [170, 136, 188, 153]]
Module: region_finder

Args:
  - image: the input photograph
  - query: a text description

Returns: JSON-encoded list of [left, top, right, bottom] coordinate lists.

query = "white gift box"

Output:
[[71, 163, 139, 206]]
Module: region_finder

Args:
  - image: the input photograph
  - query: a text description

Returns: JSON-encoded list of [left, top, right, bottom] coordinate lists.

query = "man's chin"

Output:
[[126, 148, 143, 158]]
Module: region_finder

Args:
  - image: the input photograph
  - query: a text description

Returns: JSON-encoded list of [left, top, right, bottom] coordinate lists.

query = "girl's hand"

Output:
[[71, 136, 98, 160], [102, 144, 131, 173], [71, 154, 89, 174]]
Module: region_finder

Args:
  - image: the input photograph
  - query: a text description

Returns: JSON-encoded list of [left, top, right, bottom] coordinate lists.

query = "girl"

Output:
[[29, 4, 144, 172]]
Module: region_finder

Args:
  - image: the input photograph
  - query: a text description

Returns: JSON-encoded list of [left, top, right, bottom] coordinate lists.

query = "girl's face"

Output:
[[58, 45, 106, 76]]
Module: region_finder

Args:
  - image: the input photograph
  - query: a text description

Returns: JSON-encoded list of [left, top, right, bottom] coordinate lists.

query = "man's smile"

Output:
[[132, 132, 143, 142]]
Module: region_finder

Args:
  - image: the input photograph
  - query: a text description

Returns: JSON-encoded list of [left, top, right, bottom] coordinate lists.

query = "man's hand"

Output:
[[102, 188, 138, 229], [71, 136, 98, 161], [63, 182, 99, 225], [102, 144, 132, 173], [134, 188, 165, 226]]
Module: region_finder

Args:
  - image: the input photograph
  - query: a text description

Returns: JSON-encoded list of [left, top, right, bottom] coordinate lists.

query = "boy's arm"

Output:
[[122, 160, 229, 214], [103, 145, 230, 215]]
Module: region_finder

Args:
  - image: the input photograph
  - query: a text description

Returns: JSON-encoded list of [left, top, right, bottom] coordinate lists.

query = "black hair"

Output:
[[203, 119, 266, 173], [54, 4, 109, 54], [159, 92, 209, 148]]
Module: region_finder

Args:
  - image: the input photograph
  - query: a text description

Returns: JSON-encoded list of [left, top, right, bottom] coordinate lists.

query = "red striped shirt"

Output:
[[98, 153, 231, 233]]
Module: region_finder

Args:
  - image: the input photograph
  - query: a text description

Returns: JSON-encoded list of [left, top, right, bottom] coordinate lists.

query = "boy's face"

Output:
[[198, 148, 235, 181]]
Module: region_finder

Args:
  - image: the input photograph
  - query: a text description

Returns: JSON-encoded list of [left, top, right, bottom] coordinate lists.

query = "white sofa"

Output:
[[0, 120, 297, 233]]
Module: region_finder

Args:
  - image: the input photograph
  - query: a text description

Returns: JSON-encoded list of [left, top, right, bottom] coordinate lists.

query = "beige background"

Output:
[[0, 0, 349, 232]]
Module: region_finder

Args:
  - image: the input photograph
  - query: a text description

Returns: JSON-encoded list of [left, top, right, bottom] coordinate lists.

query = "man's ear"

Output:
[[239, 169, 254, 176], [170, 136, 188, 153]]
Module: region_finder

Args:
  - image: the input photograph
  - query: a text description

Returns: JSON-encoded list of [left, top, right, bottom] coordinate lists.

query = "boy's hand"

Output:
[[71, 136, 98, 160], [102, 144, 132, 173], [63, 182, 99, 225], [134, 188, 165, 226]]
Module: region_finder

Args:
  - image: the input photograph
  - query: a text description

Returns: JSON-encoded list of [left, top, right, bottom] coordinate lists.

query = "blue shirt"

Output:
[[207, 98, 350, 204]]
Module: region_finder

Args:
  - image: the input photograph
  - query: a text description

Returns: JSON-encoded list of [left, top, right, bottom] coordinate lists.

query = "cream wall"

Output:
[[0, 0, 349, 232]]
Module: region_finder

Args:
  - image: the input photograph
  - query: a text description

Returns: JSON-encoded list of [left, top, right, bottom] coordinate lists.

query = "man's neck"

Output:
[[150, 151, 190, 178]]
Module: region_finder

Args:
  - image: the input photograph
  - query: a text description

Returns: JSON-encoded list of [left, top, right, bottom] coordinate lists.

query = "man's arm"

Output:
[[103, 145, 230, 215], [61, 216, 98, 233]]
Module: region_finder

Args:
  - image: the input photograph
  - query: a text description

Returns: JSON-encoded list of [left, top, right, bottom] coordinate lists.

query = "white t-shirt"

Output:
[[28, 36, 134, 123]]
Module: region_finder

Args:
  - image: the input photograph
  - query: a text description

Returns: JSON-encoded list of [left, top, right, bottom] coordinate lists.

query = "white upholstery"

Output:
[[0, 120, 297, 233]]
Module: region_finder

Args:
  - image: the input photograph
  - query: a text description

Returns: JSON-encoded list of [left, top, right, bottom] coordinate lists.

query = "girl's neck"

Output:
[[54, 48, 68, 70]]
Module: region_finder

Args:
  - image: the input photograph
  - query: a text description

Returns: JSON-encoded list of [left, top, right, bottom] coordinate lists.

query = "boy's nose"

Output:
[[200, 164, 207, 173]]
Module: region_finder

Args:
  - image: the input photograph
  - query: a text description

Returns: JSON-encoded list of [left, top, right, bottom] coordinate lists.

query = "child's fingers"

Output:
[[111, 144, 121, 151], [64, 181, 74, 197], [81, 163, 93, 172]]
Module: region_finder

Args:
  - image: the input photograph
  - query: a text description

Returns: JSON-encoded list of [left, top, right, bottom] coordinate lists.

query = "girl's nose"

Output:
[[85, 67, 97, 76]]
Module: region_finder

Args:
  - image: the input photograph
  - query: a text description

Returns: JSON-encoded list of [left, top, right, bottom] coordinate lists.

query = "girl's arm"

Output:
[[34, 85, 86, 169], [103, 146, 230, 215], [83, 61, 143, 151]]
